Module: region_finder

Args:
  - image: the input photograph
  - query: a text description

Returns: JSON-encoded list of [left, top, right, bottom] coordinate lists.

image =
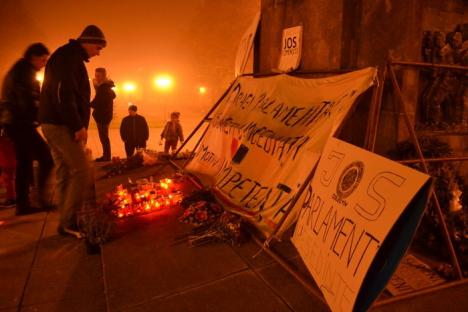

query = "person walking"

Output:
[[91, 67, 115, 162], [160, 111, 184, 155], [39, 25, 106, 235], [1, 43, 54, 215], [119, 105, 149, 158]]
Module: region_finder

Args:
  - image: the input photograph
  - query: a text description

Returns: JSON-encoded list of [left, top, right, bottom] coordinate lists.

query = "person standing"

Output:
[[161, 112, 184, 155], [1, 43, 54, 215], [39, 25, 106, 235], [119, 105, 149, 158], [91, 67, 115, 161]]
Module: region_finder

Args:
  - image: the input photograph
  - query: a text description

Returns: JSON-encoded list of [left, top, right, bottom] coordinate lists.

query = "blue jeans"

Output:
[[41, 124, 90, 228]]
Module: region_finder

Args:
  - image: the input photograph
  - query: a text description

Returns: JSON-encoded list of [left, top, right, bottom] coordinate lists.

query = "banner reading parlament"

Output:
[[292, 137, 430, 312], [186, 68, 377, 236]]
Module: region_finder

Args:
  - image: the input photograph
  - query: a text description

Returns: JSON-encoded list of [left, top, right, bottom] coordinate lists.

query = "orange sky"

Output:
[[0, 0, 258, 124]]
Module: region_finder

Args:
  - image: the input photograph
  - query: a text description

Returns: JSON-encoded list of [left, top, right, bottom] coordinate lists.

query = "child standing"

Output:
[[161, 112, 184, 154]]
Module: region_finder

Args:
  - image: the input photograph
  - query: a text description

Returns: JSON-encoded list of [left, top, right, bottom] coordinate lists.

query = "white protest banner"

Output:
[[292, 137, 431, 312], [278, 25, 303, 73], [234, 12, 260, 77], [186, 68, 377, 236]]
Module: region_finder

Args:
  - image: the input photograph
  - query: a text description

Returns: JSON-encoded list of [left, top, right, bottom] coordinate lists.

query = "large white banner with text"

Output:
[[292, 137, 431, 312], [186, 68, 377, 236]]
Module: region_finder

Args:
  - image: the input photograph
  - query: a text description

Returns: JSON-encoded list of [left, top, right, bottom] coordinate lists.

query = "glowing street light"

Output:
[[123, 82, 137, 93], [154, 75, 173, 91], [199, 86, 206, 94]]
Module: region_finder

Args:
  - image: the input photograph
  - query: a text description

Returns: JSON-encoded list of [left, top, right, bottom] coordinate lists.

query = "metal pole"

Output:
[[388, 61, 463, 278], [250, 234, 328, 306], [398, 156, 468, 164], [372, 278, 468, 308], [170, 79, 237, 160], [255, 68, 376, 256], [182, 124, 210, 170], [370, 65, 387, 152], [391, 60, 468, 71], [252, 68, 354, 78], [252, 166, 318, 259], [364, 72, 380, 149]]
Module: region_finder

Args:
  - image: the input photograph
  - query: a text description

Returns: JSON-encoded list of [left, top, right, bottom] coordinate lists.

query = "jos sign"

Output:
[[278, 25, 303, 73]]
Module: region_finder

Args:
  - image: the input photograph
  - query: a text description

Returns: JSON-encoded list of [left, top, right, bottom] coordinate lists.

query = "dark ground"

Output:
[[1, 163, 467, 312]]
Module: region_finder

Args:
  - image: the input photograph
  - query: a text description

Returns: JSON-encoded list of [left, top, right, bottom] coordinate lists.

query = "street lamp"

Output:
[[154, 74, 174, 120], [199, 86, 206, 94], [123, 82, 137, 93], [154, 74, 173, 91]]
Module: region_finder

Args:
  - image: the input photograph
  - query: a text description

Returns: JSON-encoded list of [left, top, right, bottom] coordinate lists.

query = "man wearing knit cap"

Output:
[[39, 25, 106, 237]]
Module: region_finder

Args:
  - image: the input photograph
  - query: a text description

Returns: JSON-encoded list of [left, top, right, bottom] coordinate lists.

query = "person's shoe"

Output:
[[57, 225, 86, 239], [15, 205, 47, 216], [95, 156, 110, 162]]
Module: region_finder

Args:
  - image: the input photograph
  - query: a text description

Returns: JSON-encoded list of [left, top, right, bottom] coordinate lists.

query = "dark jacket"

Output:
[[91, 80, 115, 124], [1, 58, 40, 128], [39, 40, 91, 132], [161, 120, 184, 141], [120, 114, 149, 145]]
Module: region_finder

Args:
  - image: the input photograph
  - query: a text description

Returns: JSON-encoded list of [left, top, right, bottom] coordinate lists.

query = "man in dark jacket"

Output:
[[39, 25, 106, 236], [91, 67, 115, 161], [1, 43, 54, 215], [120, 105, 149, 158]]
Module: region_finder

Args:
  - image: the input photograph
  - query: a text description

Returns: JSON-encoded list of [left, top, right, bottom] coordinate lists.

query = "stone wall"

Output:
[[257, 0, 467, 156], [256, 0, 343, 73]]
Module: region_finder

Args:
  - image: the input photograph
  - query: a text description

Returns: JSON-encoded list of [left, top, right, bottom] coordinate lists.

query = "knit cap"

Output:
[[77, 25, 106, 47]]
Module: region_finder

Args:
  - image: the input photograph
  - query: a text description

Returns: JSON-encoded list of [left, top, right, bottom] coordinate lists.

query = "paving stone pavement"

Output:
[[1, 164, 467, 312]]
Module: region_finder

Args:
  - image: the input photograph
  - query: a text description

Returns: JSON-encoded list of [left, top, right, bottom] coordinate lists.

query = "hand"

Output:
[[74, 127, 87, 141]]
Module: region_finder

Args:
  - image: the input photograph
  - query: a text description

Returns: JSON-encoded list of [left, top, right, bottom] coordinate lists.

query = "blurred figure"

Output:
[[39, 25, 106, 236], [1, 43, 54, 215], [91, 67, 115, 162], [161, 111, 184, 155], [120, 105, 149, 158]]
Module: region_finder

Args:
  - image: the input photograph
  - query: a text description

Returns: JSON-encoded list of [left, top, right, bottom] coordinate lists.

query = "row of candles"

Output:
[[112, 178, 183, 218]]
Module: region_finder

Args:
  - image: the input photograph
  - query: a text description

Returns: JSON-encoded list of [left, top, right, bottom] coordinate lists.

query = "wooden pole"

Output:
[[387, 61, 463, 278]]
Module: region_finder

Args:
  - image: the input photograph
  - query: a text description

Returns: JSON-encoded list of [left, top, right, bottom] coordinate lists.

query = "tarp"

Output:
[[292, 137, 431, 312], [234, 12, 260, 77], [186, 68, 377, 236]]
